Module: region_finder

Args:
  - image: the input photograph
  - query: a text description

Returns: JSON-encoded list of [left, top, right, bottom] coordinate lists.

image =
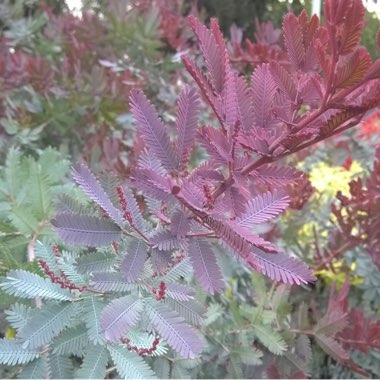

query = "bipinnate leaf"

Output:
[[130, 90, 176, 171], [71, 163, 124, 227], [314, 309, 348, 336], [188, 15, 225, 93], [252, 250, 316, 285], [50, 354, 74, 379], [145, 300, 203, 359], [170, 210, 190, 238], [0, 339, 39, 365], [175, 86, 200, 168], [18, 356, 50, 379], [251, 164, 304, 186], [235, 74, 254, 130], [5, 303, 32, 331], [269, 62, 297, 101], [83, 297, 105, 345], [123, 187, 150, 233], [150, 229, 186, 251], [252, 323, 287, 355], [121, 238, 148, 282], [315, 334, 349, 362], [207, 216, 278, 256], [19, 302, 77, 349], [108, 345, 157, 379], [91, 272, 135, 292], [52, 214, 121, 247], [101, 295, 144, 341], [188, 238, 224, 295], [339, 0, 365, 55], [0, 270, 72, 301], [166, 298, 205, 326], [335, 48, 371, 89], [165, 283, 196, 302], [237, 190, 290, 228], [251, 64, 278, 128], [283, 13, 305, 68], [53, 325, 89, 356], [77, 345, 109, 379]]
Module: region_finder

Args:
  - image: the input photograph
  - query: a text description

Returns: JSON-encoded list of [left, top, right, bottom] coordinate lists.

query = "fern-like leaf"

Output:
[[101, 295, 144, 341], [269, 62, 297, 101], [251, 165, 304, 186], [121, 238, 148, 282], [71, 163, 124, 227], [18, 302, 77, 349], [52, 214, 121, 247], [175, 86, 200, 168], [165, 283, 195, 302], [91, 272, 140, 292], [251, 64, 278, 128], [188, 238, 224, 295], [0, 339, 39, 365], [76, 250, 116, 273], [252, 323, 287, 355], [5, 303, 33, 331], [170, 210, 190, 238], [188, 15, 225, 93], [0, 270, 72, 300], [50, 354, 74, 379], [315, 334, 349, 362], [283, 13, 305, 68], [130, 90, 176, 171], [77, 345, 109, 379], [18, 356, 50, 379], [53, 325, 89, 356], [83, 297, 105, 345], [108, 345, 157, 379], [165, 298, 205, 326], [150, 229, 186, 251], [237, 190, 290, 228], [252, 250, 316, 285], [145, 300, 203, 359]]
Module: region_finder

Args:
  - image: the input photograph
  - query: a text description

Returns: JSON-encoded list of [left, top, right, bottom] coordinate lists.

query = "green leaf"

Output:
[[227, 354, 244, 379], [18, 356, 50, 379], [0, 339, 39, 365], [315, 334, 349, 362], [83, 297, 105, 345], [52, 324, 89, 356], [252, 323, 287, 355], [108, 345, 157, 379], [203, 303, 223, 326], [50, 354, 74, 379], [77, 345, 109, 379], [76, 250, 116, 273], [9, 206, 40, 235], [231, 347, 263, 366], [152, 357, 170, 379], [5, 303, 33, 331], [19, 302, 77, 349], [0, 269, 72, 301]]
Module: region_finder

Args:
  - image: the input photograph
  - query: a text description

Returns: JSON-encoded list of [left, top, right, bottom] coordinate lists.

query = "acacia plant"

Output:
[[0, 0, 380, 378]]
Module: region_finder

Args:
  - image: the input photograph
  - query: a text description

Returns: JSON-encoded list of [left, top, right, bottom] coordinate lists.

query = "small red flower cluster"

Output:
[[120, 337, 160, 356], [152, 281, 166, 301], [116, 185, 132, 222], [38, 259, 87, 292], [52, 243, 60, 256]]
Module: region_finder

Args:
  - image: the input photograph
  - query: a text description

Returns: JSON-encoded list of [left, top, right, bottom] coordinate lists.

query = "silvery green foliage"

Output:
[[0, 240, 205, 378]]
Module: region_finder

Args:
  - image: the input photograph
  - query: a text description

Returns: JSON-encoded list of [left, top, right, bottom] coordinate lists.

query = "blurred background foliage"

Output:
[[0, 0, 380, 378]]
